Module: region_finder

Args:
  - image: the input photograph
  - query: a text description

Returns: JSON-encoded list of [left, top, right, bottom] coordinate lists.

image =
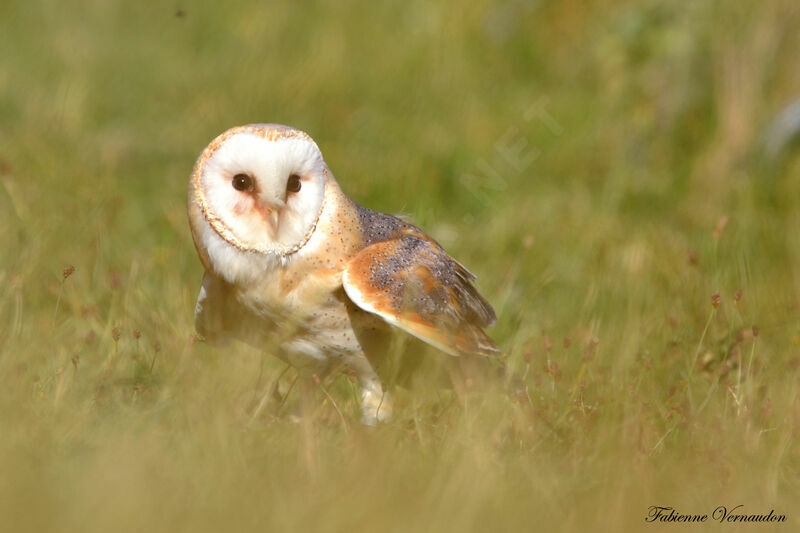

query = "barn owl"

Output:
[[187, 124, 498, 425]]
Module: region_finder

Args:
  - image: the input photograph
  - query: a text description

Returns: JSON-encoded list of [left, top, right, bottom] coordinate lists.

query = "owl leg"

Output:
[[359, 375, 392, 426], [345, 354, 392, 425]]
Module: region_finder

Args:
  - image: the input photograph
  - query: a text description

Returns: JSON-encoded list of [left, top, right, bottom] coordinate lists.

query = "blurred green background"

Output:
[[2, 0, 800, 531]]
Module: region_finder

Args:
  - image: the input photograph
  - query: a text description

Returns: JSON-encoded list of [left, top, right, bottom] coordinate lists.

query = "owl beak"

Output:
[[254, 202, 281, 236], [264, 207, 280, 236]]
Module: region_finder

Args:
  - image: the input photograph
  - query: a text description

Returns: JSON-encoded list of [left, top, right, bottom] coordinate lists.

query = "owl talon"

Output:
[[360, 387, 392, 425]]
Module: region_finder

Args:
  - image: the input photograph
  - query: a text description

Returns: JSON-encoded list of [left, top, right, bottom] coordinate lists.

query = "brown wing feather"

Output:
[[342, 231, 499, 357]]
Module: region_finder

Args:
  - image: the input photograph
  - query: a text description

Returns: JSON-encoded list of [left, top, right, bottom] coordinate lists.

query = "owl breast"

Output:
[[230, 277, 373, 375]]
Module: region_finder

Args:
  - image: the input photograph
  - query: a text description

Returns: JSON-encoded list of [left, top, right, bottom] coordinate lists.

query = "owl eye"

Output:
[[232, 173, 254, 192], [286, 174, 302, 193]]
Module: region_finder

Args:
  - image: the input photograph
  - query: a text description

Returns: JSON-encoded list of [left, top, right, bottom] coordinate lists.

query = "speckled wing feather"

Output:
[[342, 217, 499, 357]]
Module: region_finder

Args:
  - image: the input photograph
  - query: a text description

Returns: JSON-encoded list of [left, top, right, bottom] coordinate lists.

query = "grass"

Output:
[[1, 0, 800, 531]]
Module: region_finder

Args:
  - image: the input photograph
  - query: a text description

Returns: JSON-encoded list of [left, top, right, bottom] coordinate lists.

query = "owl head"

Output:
[[188, 124, 328, 278]]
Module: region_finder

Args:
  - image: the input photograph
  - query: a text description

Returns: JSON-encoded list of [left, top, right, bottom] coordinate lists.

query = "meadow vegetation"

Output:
[[1, 0, 799, 531]]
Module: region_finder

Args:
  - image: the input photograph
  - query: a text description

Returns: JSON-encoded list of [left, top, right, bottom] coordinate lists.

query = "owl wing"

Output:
[[194, 273, 252, 346], [342, 229, 499, 357], [194, 273, 229, 344]]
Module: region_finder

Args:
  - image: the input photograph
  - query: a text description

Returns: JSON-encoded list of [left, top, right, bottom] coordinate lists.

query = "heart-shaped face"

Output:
[[191, 124, 327, 257]]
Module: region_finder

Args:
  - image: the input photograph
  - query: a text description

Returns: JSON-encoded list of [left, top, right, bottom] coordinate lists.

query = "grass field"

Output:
[[2, 0, 800, 531]]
